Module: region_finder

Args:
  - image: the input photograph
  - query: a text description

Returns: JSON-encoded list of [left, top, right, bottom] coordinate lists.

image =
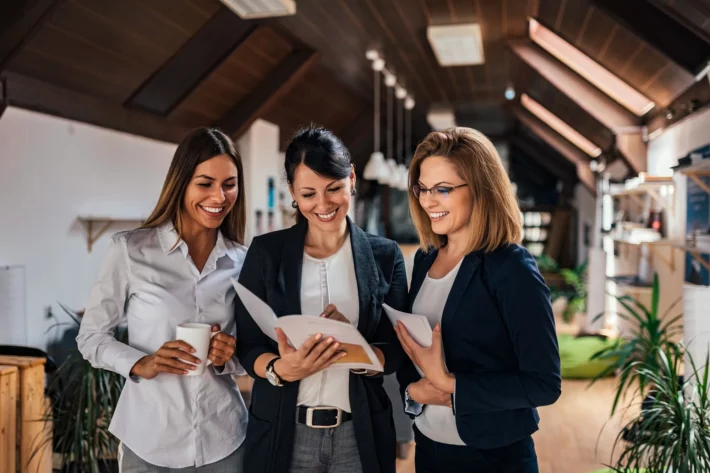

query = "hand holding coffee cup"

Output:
[[208, 323, 237, 367], [129, 339, 202, 380]]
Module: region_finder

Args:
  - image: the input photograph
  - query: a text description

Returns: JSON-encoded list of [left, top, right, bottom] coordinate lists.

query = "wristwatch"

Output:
[[265, 357, 285, 387]]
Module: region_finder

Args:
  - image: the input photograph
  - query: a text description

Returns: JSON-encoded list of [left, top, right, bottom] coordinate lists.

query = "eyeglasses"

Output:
[[411, 183, 467, 199]]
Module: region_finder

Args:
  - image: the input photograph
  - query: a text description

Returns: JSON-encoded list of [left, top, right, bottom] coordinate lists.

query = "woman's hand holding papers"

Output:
[[395, 322, 455, 394], [273, 327, 347, 382]]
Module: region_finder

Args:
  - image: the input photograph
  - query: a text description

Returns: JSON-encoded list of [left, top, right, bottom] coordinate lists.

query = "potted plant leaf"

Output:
[[590, 274, 683, 415], [550, 260, 588, 324], [607, 346, 710, 472], [36, 303, 125, 473]]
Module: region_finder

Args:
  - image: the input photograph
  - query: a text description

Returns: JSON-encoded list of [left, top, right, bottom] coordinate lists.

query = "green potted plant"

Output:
[[607, 347, 710, 472], [590, 274, 683, 415], [36, 303, 125, 473], [549, 261, 587, 324]]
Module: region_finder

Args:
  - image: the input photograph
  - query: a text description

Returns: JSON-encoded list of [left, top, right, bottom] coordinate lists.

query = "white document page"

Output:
[[382, 304, 433, 348], [233, 279, 383, 372]]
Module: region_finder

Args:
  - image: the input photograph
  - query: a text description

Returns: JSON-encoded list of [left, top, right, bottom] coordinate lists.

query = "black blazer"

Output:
[[235, 217, 408, 473], [398, 244, 561, 450]]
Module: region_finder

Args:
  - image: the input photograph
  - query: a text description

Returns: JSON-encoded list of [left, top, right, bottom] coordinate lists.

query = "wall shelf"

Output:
[[611, 238, 676, 271], [78, 217, 144, 252], [612, 179, 675, 216], [680, 162, 710, 197]]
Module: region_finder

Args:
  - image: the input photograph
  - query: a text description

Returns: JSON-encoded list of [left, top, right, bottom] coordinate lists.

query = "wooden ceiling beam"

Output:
[[514, 107, 597, 194], [511, 135, 578, 185], [593, 0, 710, 76], [220, 49, 320, 140], [126, 7, 258, 116], [509, 40, 640, 132], [4, 72, 192, 143], [0, 0, 62, 73]]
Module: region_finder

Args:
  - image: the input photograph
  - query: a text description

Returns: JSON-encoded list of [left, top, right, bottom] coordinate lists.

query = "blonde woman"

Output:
[[77, 128, 249, 472], [394, 128, 561, 473]]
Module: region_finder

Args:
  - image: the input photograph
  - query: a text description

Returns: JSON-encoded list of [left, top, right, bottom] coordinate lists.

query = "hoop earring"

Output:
[[291, 200, 298, 209]]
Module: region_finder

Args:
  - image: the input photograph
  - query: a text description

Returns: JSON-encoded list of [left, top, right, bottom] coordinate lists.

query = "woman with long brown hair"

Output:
[[77, 128, 249, 472], [394, 127, 561, 473]]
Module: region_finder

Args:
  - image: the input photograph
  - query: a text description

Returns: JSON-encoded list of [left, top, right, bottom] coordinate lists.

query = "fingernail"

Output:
[[333, 343, 340, 349], [327, 337, 334, 343], [315, 334, 322, 340], [191, 349, 196, 353], [340, 352, 347, 358], [196, 359, 201, 364], [190, 365, 196, 370]]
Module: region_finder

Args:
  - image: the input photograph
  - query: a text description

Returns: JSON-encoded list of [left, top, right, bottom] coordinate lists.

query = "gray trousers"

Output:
[[119, 443, 245, 473], [289, 422, 364, 473]]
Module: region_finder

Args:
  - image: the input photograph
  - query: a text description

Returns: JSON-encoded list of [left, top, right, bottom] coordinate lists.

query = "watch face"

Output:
[[266, 367, 280, 386]]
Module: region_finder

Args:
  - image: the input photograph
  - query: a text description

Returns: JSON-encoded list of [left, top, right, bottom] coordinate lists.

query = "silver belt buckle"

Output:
[[306, 406, 342, 429]]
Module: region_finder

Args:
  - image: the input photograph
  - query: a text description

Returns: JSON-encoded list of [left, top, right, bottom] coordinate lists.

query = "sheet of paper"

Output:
[[232, 279, 383, 372], [232, 279, 278, 341], [382, 304, 433, 348], [278, 316, 383, 372]]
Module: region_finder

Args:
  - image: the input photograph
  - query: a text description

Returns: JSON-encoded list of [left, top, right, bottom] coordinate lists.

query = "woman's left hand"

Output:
[[394, 322, 454, 394], [209, 324, 236, 367], [320, 304, 350, 323]]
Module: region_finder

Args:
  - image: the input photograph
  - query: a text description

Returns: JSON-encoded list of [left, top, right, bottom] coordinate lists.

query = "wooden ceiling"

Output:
[[1, 0, 709, 186]]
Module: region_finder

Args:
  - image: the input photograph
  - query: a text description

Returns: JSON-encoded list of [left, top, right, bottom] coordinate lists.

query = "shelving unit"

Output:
[[679, 160, 710, 197], [521, 209, 552, 257], [611, 178, 675, 216], [78, 216, 145, 252]]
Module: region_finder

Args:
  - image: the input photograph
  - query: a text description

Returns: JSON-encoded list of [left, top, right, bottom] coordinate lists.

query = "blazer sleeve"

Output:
[[396, 249, 424, 416], [373, 243, 408, 375], [453, 247, 561, 415], [235, 239, 275, 378]]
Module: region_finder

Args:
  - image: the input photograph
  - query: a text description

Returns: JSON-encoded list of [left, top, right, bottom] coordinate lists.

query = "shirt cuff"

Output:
[[212, 356, 246, 376], [110, 344, 149, 382], [404, 385, 424, 417]]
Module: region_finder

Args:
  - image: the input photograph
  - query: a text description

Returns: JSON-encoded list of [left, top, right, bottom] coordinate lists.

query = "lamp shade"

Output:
[[363, 151, 387, 181]]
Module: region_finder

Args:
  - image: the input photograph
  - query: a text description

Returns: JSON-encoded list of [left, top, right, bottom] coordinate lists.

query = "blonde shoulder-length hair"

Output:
[[408, 127, 522, 254], [141, 127, 246, 244]]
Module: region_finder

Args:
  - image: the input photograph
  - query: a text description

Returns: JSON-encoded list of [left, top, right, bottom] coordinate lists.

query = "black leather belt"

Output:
[[296, 406, 352, 428]]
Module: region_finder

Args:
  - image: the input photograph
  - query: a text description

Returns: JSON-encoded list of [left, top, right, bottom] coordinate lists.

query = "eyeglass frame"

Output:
[[411, 183, 468, 199]]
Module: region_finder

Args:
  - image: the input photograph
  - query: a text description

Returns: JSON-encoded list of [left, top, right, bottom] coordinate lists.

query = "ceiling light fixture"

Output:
[[528, 18, 654, 116], [427, 23, 485, 66], [363, 58, 389, 182], [521, 94, 602, 157], [219, 0, 295, 19]]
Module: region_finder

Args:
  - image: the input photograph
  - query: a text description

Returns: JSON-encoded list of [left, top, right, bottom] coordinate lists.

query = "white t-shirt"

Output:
[[297, 234, 359, 412], [411, 258, 466, 445]]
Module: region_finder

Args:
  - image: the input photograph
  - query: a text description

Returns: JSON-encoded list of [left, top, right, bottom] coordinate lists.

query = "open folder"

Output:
[[232, 279, 383, 372]]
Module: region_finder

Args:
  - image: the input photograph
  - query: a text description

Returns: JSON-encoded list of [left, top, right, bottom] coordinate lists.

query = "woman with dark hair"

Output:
[[236, 126, 408, 473], [77, 127, 249, 472]]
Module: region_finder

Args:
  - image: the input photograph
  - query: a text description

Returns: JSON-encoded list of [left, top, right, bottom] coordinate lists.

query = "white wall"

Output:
[[0, 107, 176, 349], [648, 106, 710, 177], [237, 119, 291, 244]]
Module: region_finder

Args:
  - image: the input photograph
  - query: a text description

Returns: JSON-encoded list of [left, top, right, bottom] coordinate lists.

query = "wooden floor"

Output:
[[396, 378, 629, 473]]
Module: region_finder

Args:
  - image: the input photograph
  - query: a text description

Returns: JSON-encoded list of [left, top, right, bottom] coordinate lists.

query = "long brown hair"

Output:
[[142, 127, 246, 244], [408, 127, 521, 253]]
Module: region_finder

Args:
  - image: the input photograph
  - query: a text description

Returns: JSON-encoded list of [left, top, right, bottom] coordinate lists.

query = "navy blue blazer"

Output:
[[235, 217, 408, 473], [397, 244, 561, 450]]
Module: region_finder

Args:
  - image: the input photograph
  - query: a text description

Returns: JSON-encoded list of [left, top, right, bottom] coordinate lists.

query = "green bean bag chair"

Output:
[[558, 333, 619, 379]]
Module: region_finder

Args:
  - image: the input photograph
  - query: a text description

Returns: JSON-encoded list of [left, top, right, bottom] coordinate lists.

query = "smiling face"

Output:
[[290, 163, 355, 233], [416, 155, 473, 239], [182, 153, 238, 231]]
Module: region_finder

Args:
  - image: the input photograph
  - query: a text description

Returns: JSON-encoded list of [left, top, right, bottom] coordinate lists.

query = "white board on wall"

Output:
[[0, 265, 27, 345]]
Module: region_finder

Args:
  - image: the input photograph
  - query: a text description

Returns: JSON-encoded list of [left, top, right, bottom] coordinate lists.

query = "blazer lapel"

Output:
[[408, 249, 437, 312], [348, 218, 380, 338], [277, 220, 307, 316], [442, 252, 482, 328]]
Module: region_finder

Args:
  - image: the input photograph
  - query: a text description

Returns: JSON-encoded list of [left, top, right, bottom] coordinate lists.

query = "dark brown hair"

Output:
[[142, 127, 246, 244]]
